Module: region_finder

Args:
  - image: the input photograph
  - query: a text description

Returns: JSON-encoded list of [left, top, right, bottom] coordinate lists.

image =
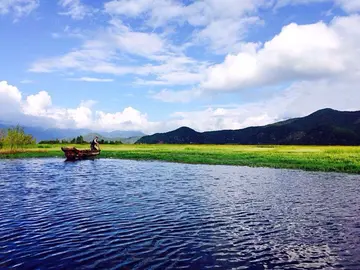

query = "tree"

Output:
[[2, 125, 35, 150], [75, 135, 85, 144]]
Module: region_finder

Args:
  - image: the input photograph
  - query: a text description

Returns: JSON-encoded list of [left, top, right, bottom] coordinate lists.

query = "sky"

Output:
[[0, 0, 360, 134]]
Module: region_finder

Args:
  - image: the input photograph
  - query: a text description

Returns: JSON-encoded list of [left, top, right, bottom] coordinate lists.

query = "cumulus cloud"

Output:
[[1, 76, 360, 134], [23, 91, 52, 116], [151, 14, 360, 102], [0, 81, 22, 113], [0, 81, 160, 133], [201, 15, 360, 92]]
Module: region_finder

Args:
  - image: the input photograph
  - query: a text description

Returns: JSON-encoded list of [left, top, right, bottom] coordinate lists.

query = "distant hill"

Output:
[[0, 124, 145, 144], [81, 133, 142, 144], [136, 109, 360, 145], [120, 136, 143, 144]]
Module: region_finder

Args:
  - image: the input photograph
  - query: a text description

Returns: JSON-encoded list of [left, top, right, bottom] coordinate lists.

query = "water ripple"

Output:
[[0, 158, 360, 269]]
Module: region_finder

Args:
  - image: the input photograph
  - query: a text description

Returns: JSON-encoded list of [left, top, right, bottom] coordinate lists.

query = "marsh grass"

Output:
[[1, 144, 360, 173]]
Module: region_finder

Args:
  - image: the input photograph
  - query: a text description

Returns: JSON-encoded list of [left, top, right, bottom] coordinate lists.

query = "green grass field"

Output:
[[1, 144, 360, 173]]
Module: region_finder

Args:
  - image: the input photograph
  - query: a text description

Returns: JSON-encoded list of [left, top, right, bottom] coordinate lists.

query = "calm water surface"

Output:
[[0, 158, 360, 269]]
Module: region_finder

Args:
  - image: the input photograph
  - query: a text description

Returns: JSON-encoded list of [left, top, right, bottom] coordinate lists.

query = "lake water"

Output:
[[0, 158, 359, 269]]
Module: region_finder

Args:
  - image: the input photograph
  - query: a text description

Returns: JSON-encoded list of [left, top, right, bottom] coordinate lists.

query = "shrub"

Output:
[[0, 129, 4, 149], [39, 139, 60, 144], [38, 145, 52, 148], [2, 125, 35, 150]]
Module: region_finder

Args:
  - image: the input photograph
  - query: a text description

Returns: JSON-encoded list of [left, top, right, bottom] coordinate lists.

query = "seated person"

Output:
[[90, 136, 100, 151]]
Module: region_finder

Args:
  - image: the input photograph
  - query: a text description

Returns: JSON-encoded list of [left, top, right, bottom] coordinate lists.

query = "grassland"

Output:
[[1, 144, 360, 174]]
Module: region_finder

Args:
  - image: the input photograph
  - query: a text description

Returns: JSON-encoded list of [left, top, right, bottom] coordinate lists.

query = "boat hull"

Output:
[[61, 147, 100, 160]]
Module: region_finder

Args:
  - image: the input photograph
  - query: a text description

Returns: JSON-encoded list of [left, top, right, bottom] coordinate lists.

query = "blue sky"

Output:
[[1, 0, 360, 134]]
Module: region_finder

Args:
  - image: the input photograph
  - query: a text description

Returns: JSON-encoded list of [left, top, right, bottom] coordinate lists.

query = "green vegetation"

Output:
[[97, 139, 123, 145], [39, 137, 122, 145], [1, 144, 360, 174], [0, 126, 35, 150]]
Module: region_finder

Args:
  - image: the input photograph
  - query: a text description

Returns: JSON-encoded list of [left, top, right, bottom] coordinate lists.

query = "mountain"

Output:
[[104, 130, 145, 138], [120, 136, 144, 144], [5, 126, 91, 142], [136, 109, 360, 145], [0, 124, 145, 144], [136, 127, 205, 144]]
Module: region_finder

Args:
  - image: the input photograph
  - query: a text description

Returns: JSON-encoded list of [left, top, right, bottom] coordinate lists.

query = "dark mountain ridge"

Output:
[[136, 108, 360, 145]]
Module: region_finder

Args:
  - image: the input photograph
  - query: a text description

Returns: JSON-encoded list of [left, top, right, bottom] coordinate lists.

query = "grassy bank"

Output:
[[1, 144, 360, 173]]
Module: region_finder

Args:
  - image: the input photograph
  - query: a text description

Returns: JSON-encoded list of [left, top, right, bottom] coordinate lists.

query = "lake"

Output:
[[0, 158, 359, 269]]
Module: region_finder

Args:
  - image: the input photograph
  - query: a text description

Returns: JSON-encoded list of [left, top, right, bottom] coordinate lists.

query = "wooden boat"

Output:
[[61, 147, 100, 160]]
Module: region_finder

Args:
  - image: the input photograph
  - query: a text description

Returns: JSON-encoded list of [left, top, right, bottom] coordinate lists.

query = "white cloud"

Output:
[[95, 107, 157, 132], [152, 88, 202, 103], [29, 48, 125, 73], [105, 20, 165, 57], [30, 19, 167, 73], [20, 79, 34, 84], [335, 0, 360, 12], [275, 0, 360, 12], [0, 0, 39, 19], [58, 0, 93, 20], [1, 76, 360, 134], [51, 26, 87, 39], [169, 108, 275, 132], [80, 100, 97, 108], [104, 0, 155, 17], [30, 19, 208, 86], [105, 0, 266, 26], [168, 75, 360, 132], [0, 81, 160, 133], [23, 91, 52, 116], [105, 0, 267, 54], [67, 105, 93, 128], [195, 17, 262, 54], [136, 70, 205, 86], [0, 81, 22, 113], [201, 15, 360, 92], [69, 77, 114, 82]]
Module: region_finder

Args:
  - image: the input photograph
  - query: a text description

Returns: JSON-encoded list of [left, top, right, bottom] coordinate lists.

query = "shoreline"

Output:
[[1, 144, 360, 174]]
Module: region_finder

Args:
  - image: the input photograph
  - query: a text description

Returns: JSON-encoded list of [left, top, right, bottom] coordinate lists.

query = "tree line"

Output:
[[39, 136, 122, 144], [39, 136, 86, 144]]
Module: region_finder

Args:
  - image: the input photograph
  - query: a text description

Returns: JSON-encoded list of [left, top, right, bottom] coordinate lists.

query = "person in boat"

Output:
[[90, 136, 100, 151]]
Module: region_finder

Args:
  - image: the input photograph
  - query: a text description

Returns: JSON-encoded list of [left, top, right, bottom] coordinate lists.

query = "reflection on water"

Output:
[[0, 158, 359, 269]]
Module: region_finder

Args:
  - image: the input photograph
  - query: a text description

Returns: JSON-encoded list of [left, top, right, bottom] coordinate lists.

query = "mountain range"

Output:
[[136, 109, 360, 145], [2, 108, 360, 145], [0, 124, 145, 143]]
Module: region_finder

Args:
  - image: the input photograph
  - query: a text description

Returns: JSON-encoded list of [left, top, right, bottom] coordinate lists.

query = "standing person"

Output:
[[90, 136, 100, 151]]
